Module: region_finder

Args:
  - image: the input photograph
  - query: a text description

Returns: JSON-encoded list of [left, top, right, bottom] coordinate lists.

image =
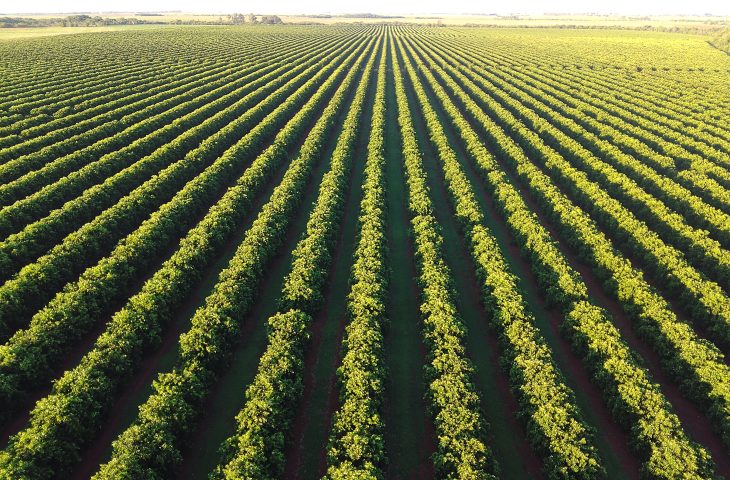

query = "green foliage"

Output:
[[212, 33, 381, 480], [406, 29, 726, 474], [0, 35, 330, 235], [0, 32, 371, 479], [397, 35, 605, 480], [391, 35, 498, 480], [213, 309, 311, 479], [0, 24, 728, 480], [0, 15, 156, 28], [326, 42, 389, 480], [0, 37, 358, 419], [451, 49, 730, 347], [0, 51, 341, 339], [92, 35, 375, 480]]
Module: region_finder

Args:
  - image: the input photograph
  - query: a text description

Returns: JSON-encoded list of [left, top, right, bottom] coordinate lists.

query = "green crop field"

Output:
[[0, 23, 728, 480]]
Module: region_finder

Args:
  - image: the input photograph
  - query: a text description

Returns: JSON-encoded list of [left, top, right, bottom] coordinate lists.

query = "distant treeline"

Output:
[[0, 15, 156, 27], [229, 14, 283, 24], [0, 13, 284, 28]]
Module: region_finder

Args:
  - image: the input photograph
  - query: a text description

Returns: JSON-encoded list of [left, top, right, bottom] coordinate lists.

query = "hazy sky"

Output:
[[3, 0, 730, 16]]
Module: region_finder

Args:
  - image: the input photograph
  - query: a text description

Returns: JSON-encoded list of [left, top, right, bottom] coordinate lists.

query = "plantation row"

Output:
[[0, 24, 728, 480]]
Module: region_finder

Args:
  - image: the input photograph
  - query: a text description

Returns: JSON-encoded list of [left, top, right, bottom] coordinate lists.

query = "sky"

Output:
[[2, 0, 730, 16]]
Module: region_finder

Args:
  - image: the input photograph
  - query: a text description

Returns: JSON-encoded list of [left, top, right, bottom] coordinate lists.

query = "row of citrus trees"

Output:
[[325, 35, 389, 479], [0, 54, 202, 137], [460, 34, 730, 235], [1, 26, 726, 479], [0, 27, 339, 133], [0, 39, 221, 115], [0, 29, 360, 141], [461, 57, 730, 330], [403, 31, 730, 454], [467, 44, 730, 272], [0, 33, 366, 424], [209, 34, 380, 479], [0, 34, 374, 479], [400, 32, 717, 478], [391, 35, 500, 479], [457, 28, 730, 134], [0, 31, 339, 146], [0, 51, 253, 178], [511, 57, 730, 187], [0, 55, 221, 148], [467, 33, 730, 176]]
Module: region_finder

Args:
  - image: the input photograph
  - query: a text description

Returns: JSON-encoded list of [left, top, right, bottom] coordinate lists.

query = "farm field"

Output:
[[0, 23, 729, 479], [0, 24, 184, 41]]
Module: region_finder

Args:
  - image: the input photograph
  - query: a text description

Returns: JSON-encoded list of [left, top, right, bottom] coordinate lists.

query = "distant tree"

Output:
[[66, 14, 91, 26], [247, 13, 257, 23], [230, 13, 245, 25], [260, 15, 283, 24]]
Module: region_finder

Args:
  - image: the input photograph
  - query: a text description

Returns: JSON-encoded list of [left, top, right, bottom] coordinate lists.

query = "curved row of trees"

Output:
[[461, 32, 730, 174], [475, 39, 730, 229], [434, 33, 730, 211], [513, 59, 730, 184], [508, 39, 730, 151], [448, 48, 730, 349], [467, 49, 730, 268]]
